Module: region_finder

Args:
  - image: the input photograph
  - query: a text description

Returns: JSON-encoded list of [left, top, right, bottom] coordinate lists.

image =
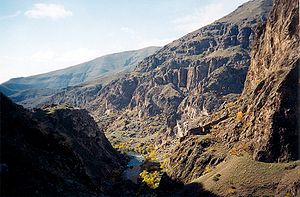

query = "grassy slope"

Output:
[[193, 153, 300, 196]]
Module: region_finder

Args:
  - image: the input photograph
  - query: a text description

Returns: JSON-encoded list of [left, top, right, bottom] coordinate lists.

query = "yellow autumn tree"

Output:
[[236, 111, 243, 121], [139, 170, 160, 189]]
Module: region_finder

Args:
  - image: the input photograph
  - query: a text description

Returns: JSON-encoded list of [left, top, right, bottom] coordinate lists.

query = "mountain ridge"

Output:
[[1, 46, 160, 95], [84, 0, 273, 146]]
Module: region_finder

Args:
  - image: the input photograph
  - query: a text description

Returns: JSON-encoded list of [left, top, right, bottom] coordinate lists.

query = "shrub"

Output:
[[204, 165, 212, 174], [134, 143, 147, 154], [144, 144, 157, 161], [139, 170, 161, 189], [236, 111, 244, 121], [113, 142, 126, 150], [160, 159, 168, 172], [226, 102, 235, 107]]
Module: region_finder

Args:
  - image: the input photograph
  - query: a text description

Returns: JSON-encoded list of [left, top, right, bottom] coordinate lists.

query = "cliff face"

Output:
[[236, 0, 299, 162], [87, 0, 273, 141], [0, 93, 125, 196], [167, 0, 299, 186]]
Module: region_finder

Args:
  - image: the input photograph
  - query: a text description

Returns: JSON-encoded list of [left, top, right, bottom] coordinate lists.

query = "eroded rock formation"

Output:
[[167, 0, 299, 187], [86, 0, 273, 141]]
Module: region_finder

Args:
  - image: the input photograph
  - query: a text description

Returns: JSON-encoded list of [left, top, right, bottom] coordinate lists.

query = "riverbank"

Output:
[[122, 152, 145, 183]]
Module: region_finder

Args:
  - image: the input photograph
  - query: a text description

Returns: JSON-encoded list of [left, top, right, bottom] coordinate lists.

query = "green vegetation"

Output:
[[137, 143, 170, 189], [114, 139, 171, 189], [160, 159, 168, 172]]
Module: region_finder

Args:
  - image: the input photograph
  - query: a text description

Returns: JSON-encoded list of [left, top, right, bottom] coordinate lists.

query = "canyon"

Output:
[[0, 0, 299, 196]]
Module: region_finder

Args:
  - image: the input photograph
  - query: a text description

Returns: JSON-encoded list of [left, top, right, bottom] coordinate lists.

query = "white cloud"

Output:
[[173, 0, 248, 33], [0, 11, 21, 20], [25, 4, 72, 20]]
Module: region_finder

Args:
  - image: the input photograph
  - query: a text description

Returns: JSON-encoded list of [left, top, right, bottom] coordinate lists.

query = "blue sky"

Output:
[[0, 0, 248, 83]]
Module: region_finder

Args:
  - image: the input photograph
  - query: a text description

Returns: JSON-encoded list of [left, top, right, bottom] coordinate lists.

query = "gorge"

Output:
[[0, 0, 299, 196]]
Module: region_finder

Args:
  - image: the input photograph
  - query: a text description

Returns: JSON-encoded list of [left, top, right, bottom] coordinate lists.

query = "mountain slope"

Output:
[[1, 47, 160, 108], [166, 0, 299, 195], [2, 46, 160, 93], [86, 0, 273, 145], [0, 84, 16, 96], [0, 93, 126, 196]]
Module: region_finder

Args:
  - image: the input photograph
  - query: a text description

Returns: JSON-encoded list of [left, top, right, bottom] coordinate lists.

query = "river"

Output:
[[122, 151, 145, 183]]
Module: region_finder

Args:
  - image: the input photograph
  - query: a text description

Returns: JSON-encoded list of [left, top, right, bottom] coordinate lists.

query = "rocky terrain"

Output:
[[1, 1, 274, 145], [85, 0, 273, 145], [1, 46, 160, 107], [0, 0, 299, 196], [0, 94, 220, 196], [0, 93, 126, 196], [166, 0, 299, 195]]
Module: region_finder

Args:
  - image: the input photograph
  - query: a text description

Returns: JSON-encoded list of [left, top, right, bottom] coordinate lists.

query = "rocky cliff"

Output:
[[166, 0, 299, 195], [0, 93, 125, 196], [86, 0, 272, 144], [234, 0, 299, 162], [0, 1, 273, 147]]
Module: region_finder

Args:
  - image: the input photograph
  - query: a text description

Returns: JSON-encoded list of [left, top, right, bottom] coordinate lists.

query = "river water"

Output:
[[122, 151, 145, 183]]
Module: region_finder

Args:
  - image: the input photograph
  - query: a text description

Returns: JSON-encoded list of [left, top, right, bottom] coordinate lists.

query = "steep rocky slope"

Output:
[[166, 0, 299, 195], [86, 0, 272, 144], [1, 46, 160, 107], [0, 93, 125, 196], [233, 0, 299, 162]]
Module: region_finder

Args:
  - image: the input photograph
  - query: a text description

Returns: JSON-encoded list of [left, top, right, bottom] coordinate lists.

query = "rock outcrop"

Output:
[[0, 93, 125, 196], [234, 0, 299, 162], [88, 0, 272, 124], [167, 0, 299, 187]]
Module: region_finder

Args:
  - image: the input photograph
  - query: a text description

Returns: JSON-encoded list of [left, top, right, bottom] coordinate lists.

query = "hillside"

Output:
[[0, 0, 299, 196], [0, 93, 126, 196], [166, 0, 299, 195], [86, 0, 273, 146], [1, 47, 160, 107], [2, 46, 160, 92]]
